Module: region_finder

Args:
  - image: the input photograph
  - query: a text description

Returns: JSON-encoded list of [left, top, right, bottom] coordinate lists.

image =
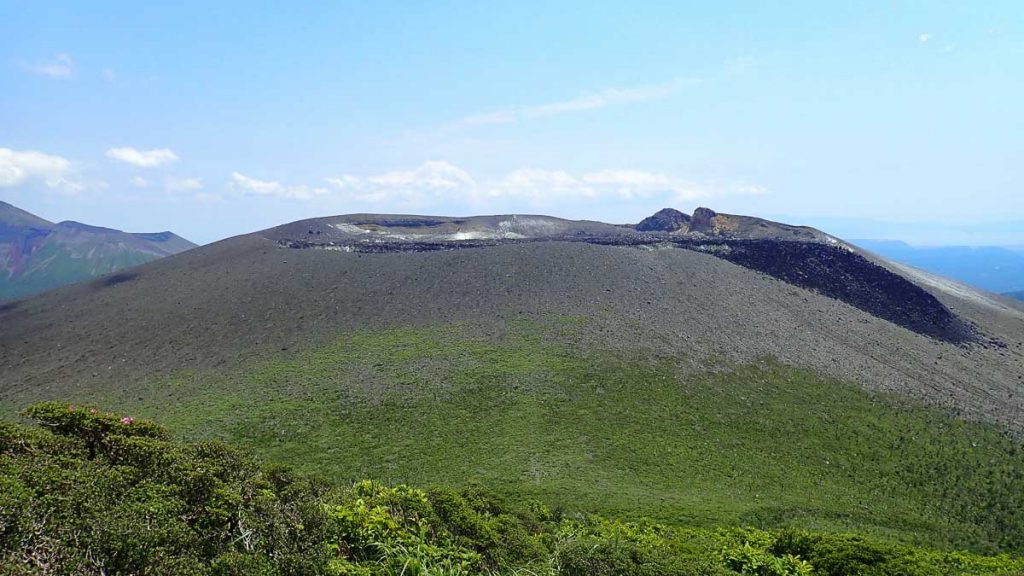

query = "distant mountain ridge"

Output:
[[0, 200, 196, 300], [851, 239, 1024, 295]]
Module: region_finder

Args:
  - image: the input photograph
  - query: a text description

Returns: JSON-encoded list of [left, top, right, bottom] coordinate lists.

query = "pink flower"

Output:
[[89, 408, 97, 414], [68, 405, 77, 411], [120, 416, 134, 425]]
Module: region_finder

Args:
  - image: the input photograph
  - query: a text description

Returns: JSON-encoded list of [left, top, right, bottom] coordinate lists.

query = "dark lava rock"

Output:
[[703, 239, 978, 345], [635, 208, 691, 232]]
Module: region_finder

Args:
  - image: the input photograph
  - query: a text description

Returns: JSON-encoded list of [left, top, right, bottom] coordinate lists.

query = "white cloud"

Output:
[[322, 162, 766, 209], [227, 161, 764, 214], [919, 33, 933, 43], [105, 147, 179, 168], [487, 169, 589, 200], [324, 175, 361, 189], [448, 78, 696, 130], [582, 170, 672, 187], [324, 161, 477, 206], [165, 177, 203, 192], [231, 172, 280, 195], [487, 168, 720, 203], [19, 53, 74, 78], [734, 183, 768, 196], [582, 170, 673, 199], [230, 172, 326, 200], [366, 161, 476, 191], [0, 147, 84, 193], [131, 176, 148, 187], [525, 80, 687, 119]]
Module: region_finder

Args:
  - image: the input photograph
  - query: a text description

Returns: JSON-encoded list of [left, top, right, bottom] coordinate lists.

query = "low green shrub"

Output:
[[2, 402, 1023, 575]]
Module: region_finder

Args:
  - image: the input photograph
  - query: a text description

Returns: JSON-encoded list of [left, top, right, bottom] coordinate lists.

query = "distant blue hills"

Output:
[[851, 240, 1024, 300]]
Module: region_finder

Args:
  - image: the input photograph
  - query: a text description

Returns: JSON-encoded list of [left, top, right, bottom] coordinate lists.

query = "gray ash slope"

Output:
[[1, 208, 1022, 430], [272, 208, 976, 344]]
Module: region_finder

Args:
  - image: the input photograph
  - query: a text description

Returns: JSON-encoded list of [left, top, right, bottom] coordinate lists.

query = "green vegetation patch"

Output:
[[3, 403, 1023, 575], [58, 319, 1024, 556], [1, 238, 157, 300]]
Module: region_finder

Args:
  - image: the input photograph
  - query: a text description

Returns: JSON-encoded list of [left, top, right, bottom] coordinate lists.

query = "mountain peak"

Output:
[[635, 208, 691, 232], [629, 207, 832, 243], [56, 220, 121, 234], [690, 207, 718, 231], [1, 201, 196, 301]]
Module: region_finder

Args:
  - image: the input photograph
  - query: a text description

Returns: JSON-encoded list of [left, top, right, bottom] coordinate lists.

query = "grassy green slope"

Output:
[[54, 318, 1024, 556], [1, 205, 197, 300], [1, 238, 158, 300], [7, 403, 1024, 575]]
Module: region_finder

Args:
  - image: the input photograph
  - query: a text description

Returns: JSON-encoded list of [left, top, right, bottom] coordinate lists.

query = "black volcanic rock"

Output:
[[703, 239, 978, 344], [635, 208, 691, 232]]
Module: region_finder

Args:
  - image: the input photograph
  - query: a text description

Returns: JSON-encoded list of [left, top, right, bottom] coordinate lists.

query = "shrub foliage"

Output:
[[1, 402, 1022, 575]]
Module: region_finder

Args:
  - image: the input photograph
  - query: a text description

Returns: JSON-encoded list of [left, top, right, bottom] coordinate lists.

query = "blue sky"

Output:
[[2, 1, 1022, 245]]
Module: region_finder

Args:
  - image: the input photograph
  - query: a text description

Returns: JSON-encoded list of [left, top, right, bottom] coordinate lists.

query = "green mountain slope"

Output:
[[0, 200, 52, 228], [59, 320, 1024, 554], [5, 402, 1023, 575], [0, 200, 196, 300], [2, 210, 1023, 558]]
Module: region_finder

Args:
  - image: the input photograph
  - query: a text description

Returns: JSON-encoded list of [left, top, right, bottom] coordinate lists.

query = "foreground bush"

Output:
[[1, 402, 1023, 575]]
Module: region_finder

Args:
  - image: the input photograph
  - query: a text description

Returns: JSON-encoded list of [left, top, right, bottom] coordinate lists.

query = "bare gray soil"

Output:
[[2, 220, 1022, 430]]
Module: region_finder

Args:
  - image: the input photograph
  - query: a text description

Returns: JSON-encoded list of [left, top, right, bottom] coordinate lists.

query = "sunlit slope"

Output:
[[43, 320, 1024, 553]]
